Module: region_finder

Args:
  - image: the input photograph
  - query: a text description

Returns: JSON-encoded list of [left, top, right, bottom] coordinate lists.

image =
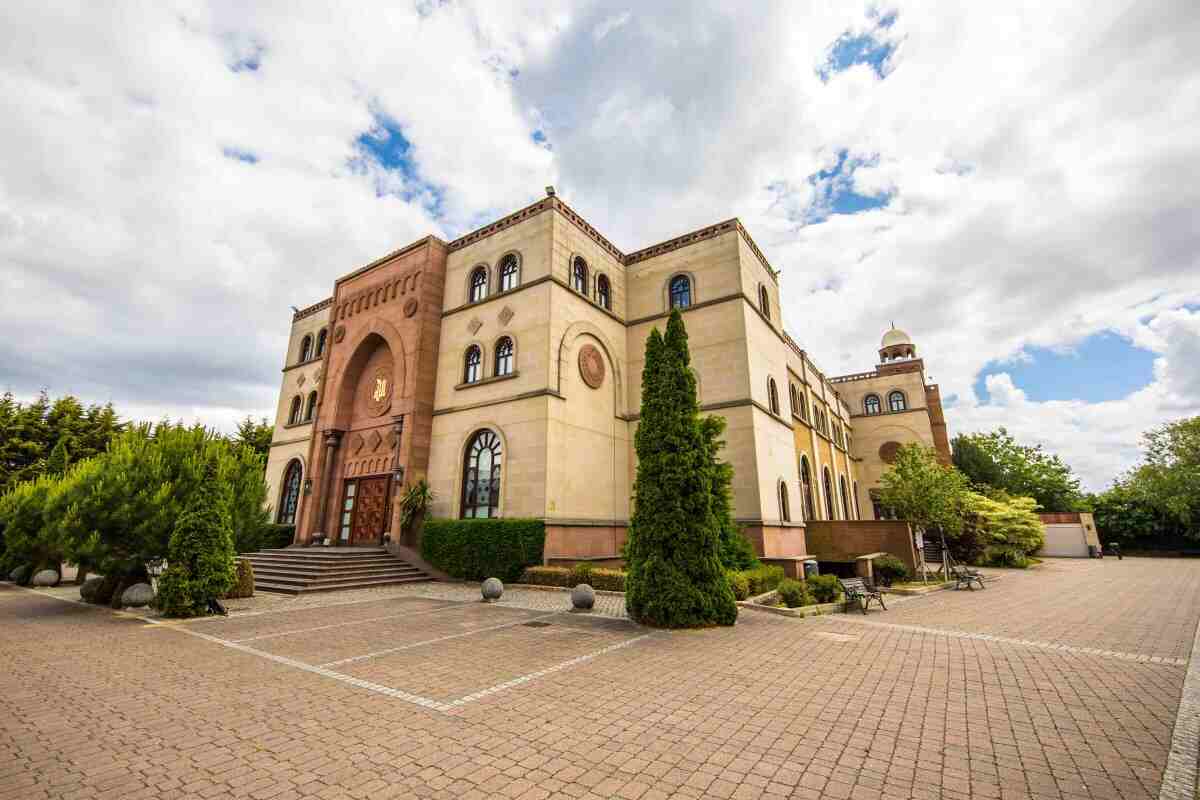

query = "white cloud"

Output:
[[1, 0, 1198, 490]]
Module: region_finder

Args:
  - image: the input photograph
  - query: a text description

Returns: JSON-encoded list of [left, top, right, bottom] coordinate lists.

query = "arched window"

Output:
[[768, 378, 779, 415], [571, 256, 589, 295], [462, 429, 502, 518], [494, 337, 514, 376], [669, 275, 692, 309], [315, 328, 328, 358], [798, 394, 808, 420], [779, 481, 790, 522], [463, 345, 482, 384], [759, 285, 770, 320], [789, 384, 800, 415], [304, 391, 318, 422], [888, 390, 907, 412], [469, 266, 488, 303], [864, 394, 881, 415], [277, 459, 302, 525], [840, 475, 851, 520], [287, 396, 302, 425], [597, 274, 611, 310], [823, 467, 836, 520], [299, 335, 313, 363], [799, 456, 815, 521], [499, 253, 520, 292]]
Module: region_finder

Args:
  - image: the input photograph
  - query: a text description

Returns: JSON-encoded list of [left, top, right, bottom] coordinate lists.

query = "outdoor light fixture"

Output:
[[146, 558, 165, 592]]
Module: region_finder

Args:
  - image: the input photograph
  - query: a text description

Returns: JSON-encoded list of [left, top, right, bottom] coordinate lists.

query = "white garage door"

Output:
[[1039, 524, 1090, 557]]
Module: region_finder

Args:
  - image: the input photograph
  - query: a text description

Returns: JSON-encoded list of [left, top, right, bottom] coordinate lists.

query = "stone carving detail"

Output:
[[296, 373, 306, 387], [351, 433, 366, 454], [334, 325, 346, 343], [403, 298, 418, 318], [499, 306, 515, 326], [468, 317, 483, 335], [366, 367, 392, 418], [368, 430, 383, 452], [879, 441, 901, 464], [578, 344, 605, 389]]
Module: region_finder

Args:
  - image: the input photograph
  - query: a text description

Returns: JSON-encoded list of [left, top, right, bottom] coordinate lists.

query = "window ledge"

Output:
[[283, 420, 314, 430], [456, 371, 520, 391]]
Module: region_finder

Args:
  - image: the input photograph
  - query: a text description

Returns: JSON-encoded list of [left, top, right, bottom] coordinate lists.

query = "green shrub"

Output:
[[421, 518, 545, 583], [807, 574, 841, 604], [156, 476, 237, 618], [777, 578, 814, 608], [91, 574, 121, 605], [263, 524, 295, 551], [569, 562, 594, 585], [725, 570, 750, 600], [872, 554, 909, 586], [520, 566, 572, 587], [586, 568, 626, 592], [223, 559, 255, 599]]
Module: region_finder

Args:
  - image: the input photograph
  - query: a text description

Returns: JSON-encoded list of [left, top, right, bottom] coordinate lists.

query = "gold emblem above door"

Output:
[[367, 367, 392, 417]]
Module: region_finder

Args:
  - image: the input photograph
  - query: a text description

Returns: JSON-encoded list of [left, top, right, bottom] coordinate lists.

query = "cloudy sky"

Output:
[[2, 1, 1198, 491]]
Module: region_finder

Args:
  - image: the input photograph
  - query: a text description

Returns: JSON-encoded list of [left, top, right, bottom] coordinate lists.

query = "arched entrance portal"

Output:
[[332, 333, 401, 546]]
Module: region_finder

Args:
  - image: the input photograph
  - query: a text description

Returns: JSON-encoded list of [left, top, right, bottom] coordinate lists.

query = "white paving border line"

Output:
[[830, 616, 1188, 666], [1159, 613, 1200, 800]]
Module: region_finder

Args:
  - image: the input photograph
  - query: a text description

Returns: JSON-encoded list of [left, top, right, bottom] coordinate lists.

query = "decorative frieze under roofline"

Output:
[[292, 297, 333, 323]]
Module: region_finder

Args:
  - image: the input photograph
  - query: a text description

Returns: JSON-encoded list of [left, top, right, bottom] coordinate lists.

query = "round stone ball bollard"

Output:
[[31, 569, 61, 587], [481, 577, 503, 602], [121, 583, 155, 609], [571, 583, 595, 612]]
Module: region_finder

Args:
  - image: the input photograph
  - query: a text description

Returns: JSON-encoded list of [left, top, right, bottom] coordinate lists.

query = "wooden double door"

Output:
[[339, 476, 391, 545]]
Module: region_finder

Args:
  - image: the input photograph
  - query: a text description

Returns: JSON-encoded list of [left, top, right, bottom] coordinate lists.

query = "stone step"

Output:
[[249, 569, 425, 587], [242, 555, 404, 569], [245, 563, 425, 578], [253, 575, 431, 595]]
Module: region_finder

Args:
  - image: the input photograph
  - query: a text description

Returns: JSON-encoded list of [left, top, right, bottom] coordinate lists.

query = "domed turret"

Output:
[[879, 324, 917, 362]]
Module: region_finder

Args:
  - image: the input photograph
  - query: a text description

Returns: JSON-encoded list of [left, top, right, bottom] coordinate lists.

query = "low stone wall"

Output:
[[805, 520, 919, 574]]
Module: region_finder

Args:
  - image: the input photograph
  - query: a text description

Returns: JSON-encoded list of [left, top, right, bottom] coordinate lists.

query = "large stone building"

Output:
[[830, 328, 952, 519], [264, 191, 948, 568]]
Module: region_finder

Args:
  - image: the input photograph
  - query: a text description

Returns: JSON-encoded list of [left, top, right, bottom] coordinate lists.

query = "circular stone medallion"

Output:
[[403, 298, 419, 318], [333, 325, 346, 343], [366, 367, 392, 417], [578, 344, 605, 389], [879, 441, 902, 464]]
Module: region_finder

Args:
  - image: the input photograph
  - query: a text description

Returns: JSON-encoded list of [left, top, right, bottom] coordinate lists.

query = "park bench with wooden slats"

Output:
[[838, 577, 887, 614]]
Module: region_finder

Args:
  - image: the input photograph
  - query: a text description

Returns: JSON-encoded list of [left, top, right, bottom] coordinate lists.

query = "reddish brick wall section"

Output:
[[805, 520, 918, 574]]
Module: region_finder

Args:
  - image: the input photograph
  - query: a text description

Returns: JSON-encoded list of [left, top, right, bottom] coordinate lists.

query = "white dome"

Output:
[[881, 327, 912, 348]]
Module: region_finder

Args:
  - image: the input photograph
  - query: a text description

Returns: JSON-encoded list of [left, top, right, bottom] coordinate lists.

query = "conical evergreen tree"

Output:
[[45, 438, 70, 477], [156, 460, 237, 617], [625, 310, 737, 627]]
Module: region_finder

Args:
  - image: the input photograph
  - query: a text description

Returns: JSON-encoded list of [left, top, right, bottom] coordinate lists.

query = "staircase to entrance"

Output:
[[240, 547, 430, 595]]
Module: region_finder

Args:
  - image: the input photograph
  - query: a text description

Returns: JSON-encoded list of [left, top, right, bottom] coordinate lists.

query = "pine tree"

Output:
[[45, 438, 70, 476], [625, 310, 737, 628], [156, 461, 237, 617]]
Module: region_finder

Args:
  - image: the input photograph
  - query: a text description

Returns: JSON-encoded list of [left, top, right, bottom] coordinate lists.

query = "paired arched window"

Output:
[[287, 396, 302, 425], [864, 394, 882, 415], [571, 256, 589, 295], [462, 429, 502, 518], [463, 345, 482, 384], [669, 275, 692, 309], [759, 285, 770, 320], [499, 253, 520, 293], [779, 481, 790, 523], [597, 274, 611, 310], [840, 475, 851, 521], [797, 393, 808, 420], [823, 467, 835, 520], [315, 328, 328, 358], [789, 384, 800, 416], [888, 390, 907, 412], [299, 335, 313, 363], [304, 391, 318, 422], [469, 266, 489, 303], [799, 456, 815, 521], [494, 337, 514, 376], [277, 459, 302, 525], [767, 378, 780, 415]]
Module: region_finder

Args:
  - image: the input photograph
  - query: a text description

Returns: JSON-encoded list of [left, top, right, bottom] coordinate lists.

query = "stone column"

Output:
[[314, 429, 343, 544], [387, 415, 406, 546]]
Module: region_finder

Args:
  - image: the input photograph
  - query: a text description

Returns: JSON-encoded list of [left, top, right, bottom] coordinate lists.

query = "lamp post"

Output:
[[146, 558, 165, 593]]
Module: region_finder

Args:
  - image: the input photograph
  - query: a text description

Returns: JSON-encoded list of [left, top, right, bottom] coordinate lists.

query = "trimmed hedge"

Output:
[[724, 565, 784, 600], [777, 578, 814, 608], [421, 518, 545, 583], [520, 564, 626, 592], [807, 574, 841, 604], [872, 554, 909, 586]]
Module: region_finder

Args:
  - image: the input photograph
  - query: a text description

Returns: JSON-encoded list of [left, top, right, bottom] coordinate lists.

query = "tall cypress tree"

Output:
[[625, 310, 737, 628]]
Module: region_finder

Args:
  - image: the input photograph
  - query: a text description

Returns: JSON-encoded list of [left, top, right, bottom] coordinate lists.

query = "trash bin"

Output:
[[802, 559, 819, 580], [1088, 545, 1099, 559]]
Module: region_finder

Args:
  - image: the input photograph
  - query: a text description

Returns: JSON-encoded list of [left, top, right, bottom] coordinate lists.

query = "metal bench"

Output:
[[950, 563, 985, 590], [839, 577, 886, 614]]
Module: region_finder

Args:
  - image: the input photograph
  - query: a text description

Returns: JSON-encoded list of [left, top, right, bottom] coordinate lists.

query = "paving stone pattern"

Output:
[[0, 557, 1197, 800]]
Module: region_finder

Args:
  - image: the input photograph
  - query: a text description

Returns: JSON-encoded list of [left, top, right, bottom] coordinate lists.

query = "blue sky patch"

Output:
[[796, 149, 892, 224], [222, 147, 258, 164], [818, 11, 898, 81], [974, 332, 1157, 404], [354, 114, 445, 217]]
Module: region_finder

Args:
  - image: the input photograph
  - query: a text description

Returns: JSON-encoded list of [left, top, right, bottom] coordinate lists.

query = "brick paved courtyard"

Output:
[[2, 557, 1198, 800]]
